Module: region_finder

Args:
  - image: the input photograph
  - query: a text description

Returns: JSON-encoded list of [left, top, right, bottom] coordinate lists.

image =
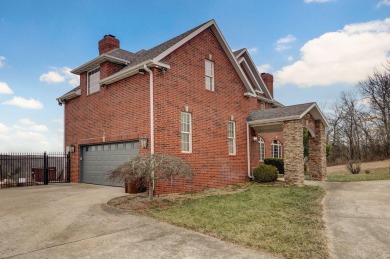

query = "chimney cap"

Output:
[[104, 34, 116, 39]]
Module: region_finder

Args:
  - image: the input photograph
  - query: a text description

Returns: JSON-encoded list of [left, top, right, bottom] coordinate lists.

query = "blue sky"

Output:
[[0, 0, 389, 152]]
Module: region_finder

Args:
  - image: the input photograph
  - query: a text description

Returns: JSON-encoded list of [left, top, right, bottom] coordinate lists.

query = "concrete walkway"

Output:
[[308, 180, 390, 259], [0, 184, 275, 259]]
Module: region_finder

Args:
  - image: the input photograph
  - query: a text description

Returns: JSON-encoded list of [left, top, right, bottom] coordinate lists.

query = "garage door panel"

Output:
[[81, 141, 139, 187]]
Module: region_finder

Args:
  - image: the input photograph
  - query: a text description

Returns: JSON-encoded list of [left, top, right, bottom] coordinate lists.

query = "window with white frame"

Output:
[[88, 67, 100, 95], [205, 59, 214, 91], [259, 137, 265, 161], [271, 139, 282, 158], [228, 121, 236, 155], [181, 112, 192, 153], [261, 102, 266, 110]]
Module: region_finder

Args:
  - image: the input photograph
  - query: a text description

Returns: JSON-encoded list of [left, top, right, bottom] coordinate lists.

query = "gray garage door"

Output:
[[81, 141, 139, 186]]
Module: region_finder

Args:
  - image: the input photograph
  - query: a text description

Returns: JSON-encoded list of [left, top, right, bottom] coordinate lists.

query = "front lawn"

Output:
[[148, 184, 328, 259]]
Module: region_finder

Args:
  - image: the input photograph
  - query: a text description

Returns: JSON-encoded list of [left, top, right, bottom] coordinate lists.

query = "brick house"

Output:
[[57, 20, 328, 194]]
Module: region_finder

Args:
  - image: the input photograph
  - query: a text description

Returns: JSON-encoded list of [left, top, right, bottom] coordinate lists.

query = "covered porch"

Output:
[[247, 102, 329, 185]]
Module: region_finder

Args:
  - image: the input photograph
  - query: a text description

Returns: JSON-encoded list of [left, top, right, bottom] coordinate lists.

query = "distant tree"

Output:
[[108, 154, 192, 200], [358, 61, 390, 157]]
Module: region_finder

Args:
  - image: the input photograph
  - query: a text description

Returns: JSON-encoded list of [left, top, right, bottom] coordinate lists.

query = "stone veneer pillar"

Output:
[[308, 120, 327, 180], [283, 120, 304, 185]]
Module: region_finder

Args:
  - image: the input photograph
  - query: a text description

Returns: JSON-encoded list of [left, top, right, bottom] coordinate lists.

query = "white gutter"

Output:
[[246, 122, 253, 179]]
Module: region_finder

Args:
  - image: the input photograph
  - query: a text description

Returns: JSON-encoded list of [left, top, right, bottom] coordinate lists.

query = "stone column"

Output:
[[308, 120, 327, 180], [283, 120, 304, 185]]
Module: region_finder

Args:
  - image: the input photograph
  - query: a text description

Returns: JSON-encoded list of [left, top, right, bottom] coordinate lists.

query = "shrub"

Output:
[[264, 158, 284, 174], [346, 161, 361, 174], [253, 165, 278, 183]]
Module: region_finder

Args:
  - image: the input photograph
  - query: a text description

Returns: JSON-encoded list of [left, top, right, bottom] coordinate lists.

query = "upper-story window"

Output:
[[271, 139, 282, 159], [181, 112, 192, 153], [261, 102, 266, 110], [228, 121, 236, 155], [205, 60, 214, 91], [88, 67, 100, 95]]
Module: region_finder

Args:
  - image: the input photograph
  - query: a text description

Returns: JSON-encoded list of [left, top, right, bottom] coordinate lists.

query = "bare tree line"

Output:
[[326, 61, 390, 165]]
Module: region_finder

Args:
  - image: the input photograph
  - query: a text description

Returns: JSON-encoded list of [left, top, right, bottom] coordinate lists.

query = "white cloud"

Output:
[[3, 96, 44, 109], [18, 118, 48, 132], [40, 67, 79, 86], [0, 56, 5, 68], [275, 35, 296, 51], [19, 118, 35, 125], [257, 64, 271, 73], [0, 122, 9, 133], [376, 0, 390, 8], [0, 121, 56, 152], [0, 82, 13, 95], [288, 55, 294, 62], [304, 0, 334, 3], [247, 47, 258, 54], [39, 71, 65, 84], [276, 18, 390, 88], [31, 124, 49, 132]]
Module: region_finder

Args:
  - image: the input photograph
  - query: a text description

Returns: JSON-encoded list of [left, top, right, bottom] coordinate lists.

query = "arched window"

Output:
[[259, 137, 265, 161], [271, 140, 282, 158]]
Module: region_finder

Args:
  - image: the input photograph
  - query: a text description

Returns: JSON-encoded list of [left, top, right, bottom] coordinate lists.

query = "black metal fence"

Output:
[[0, 152, 70, 189]]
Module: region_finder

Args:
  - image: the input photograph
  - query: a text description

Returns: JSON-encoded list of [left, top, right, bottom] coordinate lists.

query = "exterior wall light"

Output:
[[140, 136, 148, 149], [252, 136, 258, 142]]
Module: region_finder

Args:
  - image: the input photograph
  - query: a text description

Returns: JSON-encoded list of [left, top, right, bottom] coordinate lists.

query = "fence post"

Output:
[[44, 152, 48, 185], [66, 152, 71, 183]]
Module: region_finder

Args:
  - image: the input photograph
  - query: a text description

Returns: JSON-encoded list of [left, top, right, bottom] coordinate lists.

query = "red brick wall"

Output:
[[64, 71, 151, 183], [100, 61, 124, 79], [151, 29, 260, 194], [65, 28, 278, 194]]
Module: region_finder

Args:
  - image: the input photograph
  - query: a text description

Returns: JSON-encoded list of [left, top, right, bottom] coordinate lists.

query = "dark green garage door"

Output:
[[81, 141, 139, 187]]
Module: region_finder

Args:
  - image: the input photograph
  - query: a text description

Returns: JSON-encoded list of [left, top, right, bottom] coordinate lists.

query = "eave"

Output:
[[57, 87, 81, 105], [71, 54, 131, 75]]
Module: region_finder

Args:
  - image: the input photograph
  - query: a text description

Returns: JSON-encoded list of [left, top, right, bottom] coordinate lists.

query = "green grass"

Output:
[[327, 167, 390, 182], [149, 185, 328, 259]]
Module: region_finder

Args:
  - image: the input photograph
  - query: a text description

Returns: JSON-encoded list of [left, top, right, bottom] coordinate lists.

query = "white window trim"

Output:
[[261, 102, 266, 110], [87, 67, 100, 95], [181, 112, 192, 153], [228, 121, 236, 155], [259, 137, 265, 161], [205, 59, 215, 91], [271, 140, 282, 159]]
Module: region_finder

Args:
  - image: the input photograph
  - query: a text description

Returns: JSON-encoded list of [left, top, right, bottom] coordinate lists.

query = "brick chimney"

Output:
[[260, 73, 274, 98], [98, 35, 120, 55]]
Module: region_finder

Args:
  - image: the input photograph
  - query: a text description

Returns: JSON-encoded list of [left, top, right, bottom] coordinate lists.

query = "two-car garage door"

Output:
[[81, 141, 139, 187]]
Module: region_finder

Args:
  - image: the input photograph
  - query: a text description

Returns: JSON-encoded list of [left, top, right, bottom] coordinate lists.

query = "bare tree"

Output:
[[358, 61, 390, 157], [108, 154, 192, 200]]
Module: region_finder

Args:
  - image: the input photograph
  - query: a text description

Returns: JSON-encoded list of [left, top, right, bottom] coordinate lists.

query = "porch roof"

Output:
[[247, 102, 328, 133]]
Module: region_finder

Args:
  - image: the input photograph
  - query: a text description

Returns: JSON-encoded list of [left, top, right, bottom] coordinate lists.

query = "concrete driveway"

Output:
[[0, 184, 274, 259], [317, 180, 390, 259]]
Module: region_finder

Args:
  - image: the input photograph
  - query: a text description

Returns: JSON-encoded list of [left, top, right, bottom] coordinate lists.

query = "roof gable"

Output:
[[235, 48, 273, 100], [67, 20, 274, 99]]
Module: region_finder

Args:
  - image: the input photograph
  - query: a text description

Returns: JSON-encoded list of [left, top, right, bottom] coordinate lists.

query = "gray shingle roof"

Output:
[[120, 20, 210, 67], [106, 48, 136, 61], [100, 20, 211, 73], [247, 102, 315, 122]]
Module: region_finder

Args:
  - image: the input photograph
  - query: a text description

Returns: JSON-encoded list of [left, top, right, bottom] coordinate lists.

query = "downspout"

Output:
[[143, 65, 155, 195], [144, 64, 154, 155], [246, 122, 253, 179]]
